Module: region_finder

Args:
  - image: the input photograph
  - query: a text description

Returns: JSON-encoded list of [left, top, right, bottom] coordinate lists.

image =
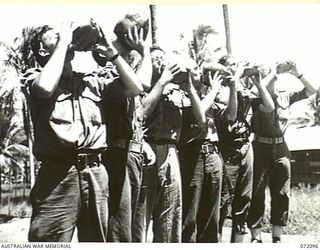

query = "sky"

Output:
[[0, 4, 320, 83]]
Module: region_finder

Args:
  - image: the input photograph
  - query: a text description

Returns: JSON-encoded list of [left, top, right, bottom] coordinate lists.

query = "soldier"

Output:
[[247, 61, 318, 243], [138, 47, 204, 242], [94, 13, 154, 242], [216, 60, 255, 243], [178, 63, 237, 242], [22, 21, 143, 242]]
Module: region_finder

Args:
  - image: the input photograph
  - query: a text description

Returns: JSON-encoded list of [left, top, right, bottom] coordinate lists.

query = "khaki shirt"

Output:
[[179, 101, 225, 146], [23, 68, 114, 160]]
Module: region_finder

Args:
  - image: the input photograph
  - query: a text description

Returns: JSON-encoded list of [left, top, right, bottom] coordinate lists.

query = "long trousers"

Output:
[[28, 159, 109, 242], [179, 142, 223, 243], [247, 141, 290, 229], [134, 144, 182, 242], [219, 142, 253, 240], [104, 147, 143, 242]]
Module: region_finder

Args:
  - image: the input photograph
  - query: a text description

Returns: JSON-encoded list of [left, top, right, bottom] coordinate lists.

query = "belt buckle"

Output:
[[202, 144, 209, 154], [130, 140, 143, 154], [77, 153, 88, 167]]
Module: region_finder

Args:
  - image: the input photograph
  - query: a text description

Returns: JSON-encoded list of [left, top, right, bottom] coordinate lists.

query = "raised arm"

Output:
[[32, 23, 74, 98], [124, 26, 152, 91], [90, 35, 143, 97], [181, 71, 206, 126], [113, 55, 144, 97], [201, 71, 223, 113], [143, 64, 180, 118], [254, 71, 275, 112], [225, 79, 237, 122], [261, 68, 278, 94], [287, 61, 318, 96]]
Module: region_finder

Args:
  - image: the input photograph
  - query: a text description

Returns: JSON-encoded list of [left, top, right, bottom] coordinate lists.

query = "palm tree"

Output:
[[0, 109, 28, 214], [149, 5, 159, 47], [1, 30, 39, 189], [222, 4, 232, 55], [13, 27, 44, 188], [0, 41, 29, 209]]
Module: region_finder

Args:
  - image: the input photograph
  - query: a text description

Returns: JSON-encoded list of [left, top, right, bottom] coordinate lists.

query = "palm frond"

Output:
[[0, 154, 10, 171], [0, 42, 22, 99], [190, 24, 222, 65], [4, 144, 29, 158], [0, 144, 28, 174], [13, 25, 46, 74]]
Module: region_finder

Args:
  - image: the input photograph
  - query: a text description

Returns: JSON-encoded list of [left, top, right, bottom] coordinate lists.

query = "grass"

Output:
[[0, 201, 32, 219], [0, 184, 31, 219], [0, 184, 320, 236], [262, 186, 320, 236]]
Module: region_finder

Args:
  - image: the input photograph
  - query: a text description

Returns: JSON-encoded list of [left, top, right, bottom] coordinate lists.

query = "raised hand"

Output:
[[87, 32, 119, 61], [276, 60, 294, 74], [159, 64, 180, 85], [287, 61, 302, 78], [233, 61, 247, 81], [208, 70, 223, 90], [59, 21, 77, 47], [124, 26, 147, 55]]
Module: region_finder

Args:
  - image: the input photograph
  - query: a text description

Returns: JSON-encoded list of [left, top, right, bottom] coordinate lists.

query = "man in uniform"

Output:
[[138, 47, 203, 242], [22, 21, 143, 242], [178, 63, 238, 242], [247, 61, 318, 243], [216, 61, 255, 243], [95, 13, 153, 242]]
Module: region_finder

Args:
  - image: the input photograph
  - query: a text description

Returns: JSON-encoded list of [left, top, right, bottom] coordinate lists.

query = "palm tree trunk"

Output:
[[14, 173, 17, 198], [149, 5, 159, 46], [23, 161, 26, 199], [8, 168, 11, 216], [222, 4, 232, 55], [28, 135, 35, 187], [22, 99, 35, 187]]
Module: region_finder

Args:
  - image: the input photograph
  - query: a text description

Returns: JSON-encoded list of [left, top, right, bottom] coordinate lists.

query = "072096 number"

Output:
[[300, 244, 319, 248]]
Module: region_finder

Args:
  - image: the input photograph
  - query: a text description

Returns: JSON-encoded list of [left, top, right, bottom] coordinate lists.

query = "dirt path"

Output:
[[0, 218, 29, 242], [0, 218, 319, 243]]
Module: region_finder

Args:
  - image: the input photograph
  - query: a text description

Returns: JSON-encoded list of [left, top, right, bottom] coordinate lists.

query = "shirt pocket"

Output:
[[81, 89, 103, 125], [50, 93, 73, 124]]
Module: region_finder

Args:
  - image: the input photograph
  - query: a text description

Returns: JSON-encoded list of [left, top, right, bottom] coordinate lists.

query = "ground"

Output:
[[0, 218, 320, 243]]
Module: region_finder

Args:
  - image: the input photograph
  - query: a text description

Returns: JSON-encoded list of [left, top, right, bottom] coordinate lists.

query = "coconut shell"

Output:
[[113, 13, 149, 49], [71, 20, 102, 51]]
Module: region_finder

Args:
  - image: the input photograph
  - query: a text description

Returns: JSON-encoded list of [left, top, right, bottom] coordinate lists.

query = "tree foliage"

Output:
[[189, 24, 221, 65], [0, 41, 29, 200]]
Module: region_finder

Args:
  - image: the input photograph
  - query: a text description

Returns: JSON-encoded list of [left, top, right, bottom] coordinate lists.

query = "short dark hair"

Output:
[[19, 25, 53, 70], [30, 25, 53, 67]]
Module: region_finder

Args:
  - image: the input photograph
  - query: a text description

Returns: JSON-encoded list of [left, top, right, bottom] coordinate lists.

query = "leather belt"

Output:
[[109, 139, 143, 154], [255, 135, 284, 144], [77, 153, 101, 166], [77, 152, 101, 170], [40, 151, 103, 170], [201, 143, 218, 154]]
